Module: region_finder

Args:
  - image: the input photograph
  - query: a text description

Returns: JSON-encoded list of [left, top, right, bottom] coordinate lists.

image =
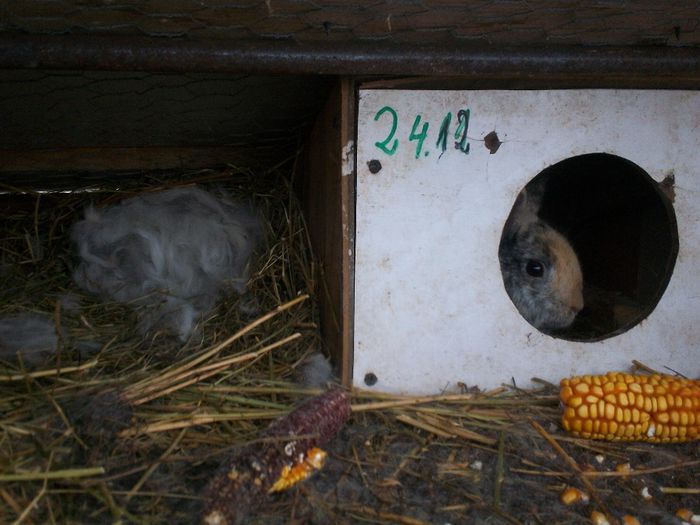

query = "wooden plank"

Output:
[[0, 146, 261, 173], [360, 75, 700, 91], [301, 79, 355, 386]]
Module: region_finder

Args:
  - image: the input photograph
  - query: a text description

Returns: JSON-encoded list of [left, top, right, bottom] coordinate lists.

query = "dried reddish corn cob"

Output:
[[201, 388, 351, 525], [560, 372, 700, 442]]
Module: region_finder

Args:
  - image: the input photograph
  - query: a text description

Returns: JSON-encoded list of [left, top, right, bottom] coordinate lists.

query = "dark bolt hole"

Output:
[[367, 160, 382, 174], [364, 372, 378, 386]]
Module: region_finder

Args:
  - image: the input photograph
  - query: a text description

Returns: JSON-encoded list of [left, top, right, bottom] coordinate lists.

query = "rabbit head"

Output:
[[499, 188, 584, 331]]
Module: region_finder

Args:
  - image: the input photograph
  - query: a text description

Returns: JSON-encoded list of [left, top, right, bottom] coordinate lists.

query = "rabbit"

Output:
[[498, 180, 584, 331]]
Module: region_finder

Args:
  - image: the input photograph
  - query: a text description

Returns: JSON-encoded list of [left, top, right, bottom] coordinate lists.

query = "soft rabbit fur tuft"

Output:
[[499, 183, 583, 331], [0, 313, 59, 364], [71, 186, 262, 340]]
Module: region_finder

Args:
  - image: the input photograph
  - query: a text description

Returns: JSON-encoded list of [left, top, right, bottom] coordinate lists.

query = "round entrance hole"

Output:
[[499, 153, 678, 341]]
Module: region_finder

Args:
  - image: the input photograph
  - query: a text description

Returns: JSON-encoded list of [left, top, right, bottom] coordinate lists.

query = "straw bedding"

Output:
[[0, 167, 698, 525]]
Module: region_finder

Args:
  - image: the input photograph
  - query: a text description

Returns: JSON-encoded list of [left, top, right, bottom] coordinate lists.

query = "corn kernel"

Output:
[[560, 385, 573, 400], [671, 411, 680, 425], [676, 509, 694, 521], [560, 486, 589, 505], [615, 407, 624, 423], [618, 393, 629, 407], [590, 402, 598, 419], [575, 382, 589, 394], [604, 403, 615, 420], [268, 448, 327, 493], [615, 462, 631, 475], [658, 395, 668, 411]]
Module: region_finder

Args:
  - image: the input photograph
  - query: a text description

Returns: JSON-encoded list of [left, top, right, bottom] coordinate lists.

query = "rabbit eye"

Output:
[[525, 259, 544, 277]]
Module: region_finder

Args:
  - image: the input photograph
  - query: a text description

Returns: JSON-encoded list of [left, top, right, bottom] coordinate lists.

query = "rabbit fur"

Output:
[[0, 311, 101, 365], [71, 186, 262, 340], [499, 182, 583, 331], [0, 313, 60, 364]]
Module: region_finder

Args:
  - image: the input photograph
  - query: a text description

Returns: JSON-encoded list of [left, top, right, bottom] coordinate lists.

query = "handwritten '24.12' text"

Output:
[[373, 106, 471, 159]]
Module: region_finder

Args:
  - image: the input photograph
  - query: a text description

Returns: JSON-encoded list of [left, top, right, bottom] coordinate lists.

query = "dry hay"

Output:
[[0, 167, 698, 525]]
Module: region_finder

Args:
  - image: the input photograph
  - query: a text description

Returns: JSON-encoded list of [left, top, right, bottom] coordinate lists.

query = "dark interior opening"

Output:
[[516, 153, 678, 341]]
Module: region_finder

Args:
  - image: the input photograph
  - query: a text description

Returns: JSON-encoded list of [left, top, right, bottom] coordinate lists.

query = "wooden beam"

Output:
[[302, 79, 356, 386], [0, 146, 261, 174]]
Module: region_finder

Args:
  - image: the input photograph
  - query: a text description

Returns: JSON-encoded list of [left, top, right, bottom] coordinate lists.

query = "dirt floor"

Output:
[[187, 386, 700, 525]]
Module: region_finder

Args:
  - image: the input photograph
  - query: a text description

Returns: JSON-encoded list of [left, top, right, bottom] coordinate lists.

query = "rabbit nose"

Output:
[[570, 293, 584, 314]]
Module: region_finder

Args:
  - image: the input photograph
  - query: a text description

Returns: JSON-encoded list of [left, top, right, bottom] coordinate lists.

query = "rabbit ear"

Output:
[[505, 187, 540, 233]]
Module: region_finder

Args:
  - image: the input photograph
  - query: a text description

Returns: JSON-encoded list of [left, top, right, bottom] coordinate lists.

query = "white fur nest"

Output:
[[71, 186, 262, 340]]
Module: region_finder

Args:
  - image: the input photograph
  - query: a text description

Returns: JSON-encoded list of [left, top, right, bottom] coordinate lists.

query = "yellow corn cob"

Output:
[[560, 372, 700, 442]]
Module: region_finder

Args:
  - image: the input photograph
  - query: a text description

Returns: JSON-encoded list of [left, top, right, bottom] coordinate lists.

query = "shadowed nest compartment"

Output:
[[522, 152, 679, 341], [0, 168, 328, 523]]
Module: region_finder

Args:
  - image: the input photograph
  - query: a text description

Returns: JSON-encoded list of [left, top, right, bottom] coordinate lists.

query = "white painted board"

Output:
[[354, 89, 700, 394]]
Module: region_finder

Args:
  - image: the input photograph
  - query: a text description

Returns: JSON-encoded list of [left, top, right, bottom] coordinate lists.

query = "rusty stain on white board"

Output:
[[353, 89, 700, 394]]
